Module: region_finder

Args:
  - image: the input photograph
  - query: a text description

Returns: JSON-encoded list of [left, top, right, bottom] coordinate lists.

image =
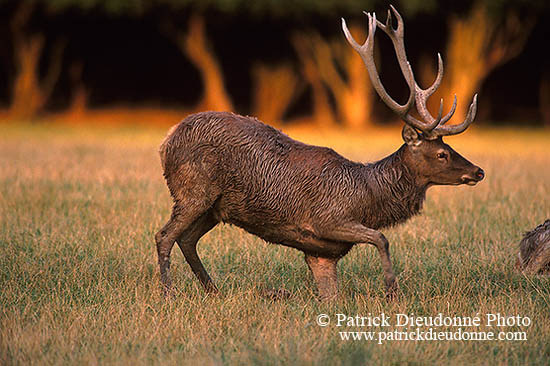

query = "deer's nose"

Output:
[[475, 167, 485, 181]]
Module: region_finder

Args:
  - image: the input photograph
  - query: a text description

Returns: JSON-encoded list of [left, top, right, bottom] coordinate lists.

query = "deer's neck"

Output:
[[363, 146, 427, 229]]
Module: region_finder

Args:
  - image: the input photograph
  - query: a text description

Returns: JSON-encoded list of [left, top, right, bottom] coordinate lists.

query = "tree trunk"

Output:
[[331, 28, 373, 129], [251, 63, 298, 124], [292, 26, 373, 129], [10, 34, 44, 118], [67, 61, 88, 118], [292, 34, 335, 127], [178, 14, 233, 112], [9, 2, 65, 120]]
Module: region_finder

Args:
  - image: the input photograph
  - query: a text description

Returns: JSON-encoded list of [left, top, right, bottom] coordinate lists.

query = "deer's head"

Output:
[[343, 6, 484, 187]]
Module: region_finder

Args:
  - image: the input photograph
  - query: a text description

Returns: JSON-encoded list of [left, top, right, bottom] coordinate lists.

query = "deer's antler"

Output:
[[342, 5, 478, 138]]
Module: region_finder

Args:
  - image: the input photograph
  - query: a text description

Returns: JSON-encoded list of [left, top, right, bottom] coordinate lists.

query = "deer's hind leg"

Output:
[[155, 166, 219, 295], [176, 209, 219, 293]]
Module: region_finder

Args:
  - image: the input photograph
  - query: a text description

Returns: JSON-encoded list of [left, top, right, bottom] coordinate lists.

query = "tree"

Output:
[[7, 1, 65, 119], [292, 34, 336, 126], [251, 62, 299, 124], [293, 25, 374, 128], [175, 14, 233, 112], [67, 60, 88, 118], [420, 2, 536, 123]]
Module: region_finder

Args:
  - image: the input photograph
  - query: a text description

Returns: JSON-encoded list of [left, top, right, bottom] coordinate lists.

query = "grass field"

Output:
[[1, 122, 549, 365]]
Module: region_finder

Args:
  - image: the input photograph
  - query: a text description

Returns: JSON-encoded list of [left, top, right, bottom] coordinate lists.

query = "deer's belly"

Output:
[[223, 217, 353, 258]]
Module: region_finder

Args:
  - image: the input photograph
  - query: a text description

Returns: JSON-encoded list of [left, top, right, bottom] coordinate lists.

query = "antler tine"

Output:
[[446, 94, 478, 134], [342, 12, 415, 119], [426, 53, 444, 96], [416, 53, 457, 129], [413, 54, 445, 130], [440, 95, 457, 125], [433, 94, 478, 136], [376, 5, 404, 37], [341, 17, 363, 52], [414, 90, 443, 131]]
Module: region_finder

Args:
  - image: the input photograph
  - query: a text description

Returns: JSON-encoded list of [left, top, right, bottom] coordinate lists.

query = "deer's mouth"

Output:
[[462, 178, 479, 186]]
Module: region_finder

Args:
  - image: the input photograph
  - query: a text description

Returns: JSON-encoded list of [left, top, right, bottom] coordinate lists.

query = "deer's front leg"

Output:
[[304, 254, 339, 301], [322, 224, 398, 299]]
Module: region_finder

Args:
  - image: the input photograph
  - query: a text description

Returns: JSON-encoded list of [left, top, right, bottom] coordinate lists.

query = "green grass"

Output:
[[1, 123, 549, 365]]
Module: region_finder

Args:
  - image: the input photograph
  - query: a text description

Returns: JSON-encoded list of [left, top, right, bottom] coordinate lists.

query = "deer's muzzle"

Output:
[[461, 167, 485, 185]]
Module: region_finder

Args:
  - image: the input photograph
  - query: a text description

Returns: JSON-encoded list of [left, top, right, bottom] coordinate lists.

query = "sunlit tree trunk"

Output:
[[319, 27, 372, 129], [9, 2, 65, 120], [67, 61, 88, 118], [292, 26, 373, 129], [292, 34, 335, 127], [422, 4, 534, 123], [251, 63, 298, 124], [177, 14, 233, 112]]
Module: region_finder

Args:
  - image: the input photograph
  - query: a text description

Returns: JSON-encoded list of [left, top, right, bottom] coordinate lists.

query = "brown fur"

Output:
[[517, 220, 550, 275]]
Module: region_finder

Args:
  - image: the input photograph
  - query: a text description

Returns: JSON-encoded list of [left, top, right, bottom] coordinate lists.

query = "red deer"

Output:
[[155, 6, 484, 300]]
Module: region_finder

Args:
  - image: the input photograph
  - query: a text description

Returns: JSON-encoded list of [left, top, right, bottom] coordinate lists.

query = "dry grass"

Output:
[[1, 122, 549, 365]]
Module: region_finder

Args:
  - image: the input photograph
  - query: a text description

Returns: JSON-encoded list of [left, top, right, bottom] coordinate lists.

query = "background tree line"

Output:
[[0, 0, 548, 126]]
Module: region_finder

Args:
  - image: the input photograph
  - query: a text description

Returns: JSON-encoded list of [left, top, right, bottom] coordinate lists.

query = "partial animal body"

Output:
[[155, 7, 485, 300], [517, 220, 550, 275], [161, 112, 424, 255]]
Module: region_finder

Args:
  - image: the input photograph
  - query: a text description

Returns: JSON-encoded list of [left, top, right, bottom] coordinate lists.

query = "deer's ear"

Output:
[[402, 125, 422, 146]]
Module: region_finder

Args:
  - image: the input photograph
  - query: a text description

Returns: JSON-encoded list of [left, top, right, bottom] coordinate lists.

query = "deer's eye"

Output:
[[436, 152, 448, 160]]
